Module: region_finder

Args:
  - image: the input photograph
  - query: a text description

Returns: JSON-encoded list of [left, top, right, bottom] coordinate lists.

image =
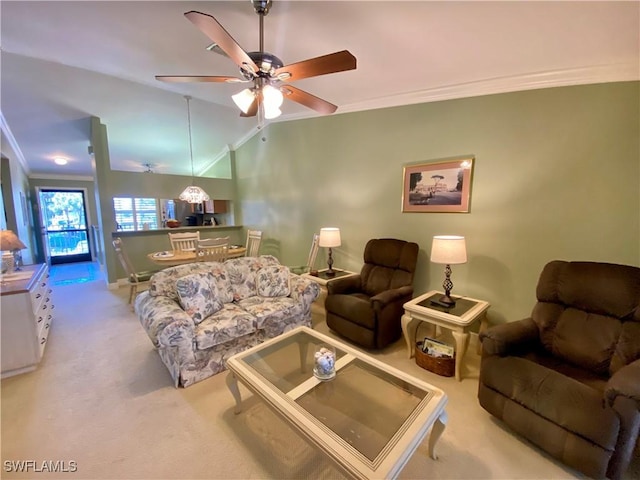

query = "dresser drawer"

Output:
[[29, 271, 51, 312], [33, 291, 54, 321], [36, 301, 54, 337], [38, 320, 52, 357]]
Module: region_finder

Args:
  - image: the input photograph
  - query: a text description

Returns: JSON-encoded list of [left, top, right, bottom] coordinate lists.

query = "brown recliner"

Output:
[[478, 260, 640, 480], [325, 238, 419, 349]]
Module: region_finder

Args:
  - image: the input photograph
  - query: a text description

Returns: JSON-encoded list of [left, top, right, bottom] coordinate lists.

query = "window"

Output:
[[113, 197, 159, 231]]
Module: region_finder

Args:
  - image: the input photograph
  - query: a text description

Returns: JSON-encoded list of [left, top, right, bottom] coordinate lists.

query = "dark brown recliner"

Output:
[[479, 260, 640, 480], [325, 238, 419, 349]]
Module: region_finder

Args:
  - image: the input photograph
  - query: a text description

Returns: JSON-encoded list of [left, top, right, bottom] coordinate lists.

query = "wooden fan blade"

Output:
[[281, 85, 337, 115], [240, 98, 259, 117], [274, 50, 356, 82], [185, 11, 259, 73], [155, 75, 245, 83]]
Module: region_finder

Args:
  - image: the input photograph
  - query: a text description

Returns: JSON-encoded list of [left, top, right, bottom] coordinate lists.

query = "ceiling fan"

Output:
[[156, 0, 357, 120]]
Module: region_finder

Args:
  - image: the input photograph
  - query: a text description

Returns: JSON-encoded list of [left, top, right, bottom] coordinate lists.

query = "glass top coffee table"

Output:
[[226, 326, 448, 479]]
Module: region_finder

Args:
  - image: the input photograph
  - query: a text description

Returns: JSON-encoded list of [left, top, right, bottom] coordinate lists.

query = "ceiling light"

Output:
[[232, 89, 256, 114], [232, 83, 283, 119], [54, 157, 68, 165], [178, 96, 210, 204]]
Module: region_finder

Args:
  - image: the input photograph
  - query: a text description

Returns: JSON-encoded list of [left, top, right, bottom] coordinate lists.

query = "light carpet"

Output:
[[2, 275, 638, 479]]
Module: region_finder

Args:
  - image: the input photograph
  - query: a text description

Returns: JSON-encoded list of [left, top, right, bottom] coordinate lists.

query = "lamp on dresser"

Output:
[[430, 235, 467, 307], [0, 230, 27, 274], [318, 227, 341, 277]]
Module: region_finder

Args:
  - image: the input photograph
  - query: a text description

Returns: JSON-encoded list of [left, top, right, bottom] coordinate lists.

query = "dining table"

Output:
[[147, 245, 246, 266]]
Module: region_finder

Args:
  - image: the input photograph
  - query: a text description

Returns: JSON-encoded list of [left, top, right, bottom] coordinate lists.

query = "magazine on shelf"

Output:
[[422, 337, 454, 358]]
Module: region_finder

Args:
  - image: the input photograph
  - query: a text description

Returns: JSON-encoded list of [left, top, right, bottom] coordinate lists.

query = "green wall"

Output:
[[234, 82, 640, 324]]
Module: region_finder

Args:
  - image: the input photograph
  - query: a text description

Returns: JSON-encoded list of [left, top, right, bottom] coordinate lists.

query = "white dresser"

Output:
[[1, 264, 55, 378]]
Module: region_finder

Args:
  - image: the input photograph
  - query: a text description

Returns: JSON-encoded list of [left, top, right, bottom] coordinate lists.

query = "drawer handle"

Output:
[[45, 323, 50, 329], [41, 282, 46, 287], [36, 293, 42, 299], [37, 316, 43, 323], [42, 304, 47, 310], [47, 315, 52, 320], [40, 338, 46, 345], [48, 289, 53, 294], [51, 305, 55, 310]]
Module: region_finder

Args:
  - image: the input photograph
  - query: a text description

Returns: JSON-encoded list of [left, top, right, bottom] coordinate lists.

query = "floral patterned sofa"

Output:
[[134, 255, 320, 387]]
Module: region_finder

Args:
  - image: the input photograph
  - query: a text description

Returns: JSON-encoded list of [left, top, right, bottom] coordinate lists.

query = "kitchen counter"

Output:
[[112, 225, 242, 238]]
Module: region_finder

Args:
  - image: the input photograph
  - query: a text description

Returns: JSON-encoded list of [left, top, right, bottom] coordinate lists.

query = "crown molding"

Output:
[[28, 173, 94, 181], [339, 64, 639, 114], [0, 110, 30, 175]]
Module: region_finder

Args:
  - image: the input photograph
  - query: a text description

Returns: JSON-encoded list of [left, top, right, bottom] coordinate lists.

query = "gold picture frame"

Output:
[[402, 156, 474, 213]]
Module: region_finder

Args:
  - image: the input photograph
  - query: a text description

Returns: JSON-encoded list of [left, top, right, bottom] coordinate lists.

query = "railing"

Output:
[[48, 231, 89, 256]]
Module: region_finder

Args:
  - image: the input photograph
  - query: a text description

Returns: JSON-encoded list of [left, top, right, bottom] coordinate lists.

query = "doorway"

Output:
[[38, 189, 92, 265]]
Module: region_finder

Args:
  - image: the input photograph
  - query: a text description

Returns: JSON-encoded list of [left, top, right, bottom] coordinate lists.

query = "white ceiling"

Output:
[[1, 1, 638, 178]]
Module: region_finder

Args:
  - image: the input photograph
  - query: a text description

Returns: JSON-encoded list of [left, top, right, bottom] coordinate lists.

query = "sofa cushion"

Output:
[[207, 263, 234, 304], [176, 273, 224, 324], [257, 265, 291, 297], [237, 296, 301, 330], [149, 262, 225, 301], [225, 258, 261, 301], [225, 256, 282, 301], [194, 303, 257, 350]]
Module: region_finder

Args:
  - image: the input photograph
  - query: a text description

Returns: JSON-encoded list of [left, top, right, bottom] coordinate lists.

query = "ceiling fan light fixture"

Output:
[[262, 84, 283, 108], [263, 105, 282, 120], [232, 88, 256, 113]]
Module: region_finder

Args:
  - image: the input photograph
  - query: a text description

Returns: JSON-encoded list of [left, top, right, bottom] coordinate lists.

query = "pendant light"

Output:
[[179, 95, 210, 204]]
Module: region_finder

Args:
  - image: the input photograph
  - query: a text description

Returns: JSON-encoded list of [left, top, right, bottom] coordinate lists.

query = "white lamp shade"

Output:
[[263, 105, 282, 120], [430, 235, 467, 264], [318, 228, 341, 248], [262, 85, 283, 108], [232, 88, 256, 113]]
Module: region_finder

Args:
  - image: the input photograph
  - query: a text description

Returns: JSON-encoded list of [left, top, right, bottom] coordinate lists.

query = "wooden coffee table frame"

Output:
[[225, 326, 448, 480]]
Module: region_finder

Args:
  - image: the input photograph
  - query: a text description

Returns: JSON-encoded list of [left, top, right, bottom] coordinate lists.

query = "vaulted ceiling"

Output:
[[1, 1, 638, 178]]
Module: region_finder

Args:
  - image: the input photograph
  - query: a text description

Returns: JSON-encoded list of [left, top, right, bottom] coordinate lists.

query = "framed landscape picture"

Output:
[[402, 156, 474, 213]]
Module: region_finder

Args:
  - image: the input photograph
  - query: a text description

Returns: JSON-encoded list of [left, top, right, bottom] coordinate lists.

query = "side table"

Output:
[[401, 290, 490, 381], [301, 268, 358, 317]]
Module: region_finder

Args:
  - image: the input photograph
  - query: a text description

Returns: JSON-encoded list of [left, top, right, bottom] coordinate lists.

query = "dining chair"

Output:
[[112, 237, 159, 305], [244, 229, 262, 257], [290, 233, 320, 274], [196, 236, 229, 262], [168, 231, 200, 252]]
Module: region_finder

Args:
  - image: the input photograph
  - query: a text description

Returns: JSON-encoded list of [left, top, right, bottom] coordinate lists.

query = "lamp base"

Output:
[[1, 252, 14, 274], [436, 294, 456, 307], [325, 247, 336, 277]]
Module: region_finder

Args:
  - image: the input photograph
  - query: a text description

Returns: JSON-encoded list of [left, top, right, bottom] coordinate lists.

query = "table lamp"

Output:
[[430, 235, 467, 307], [0, 230, 27, 274], [318, 227, 341, 277]]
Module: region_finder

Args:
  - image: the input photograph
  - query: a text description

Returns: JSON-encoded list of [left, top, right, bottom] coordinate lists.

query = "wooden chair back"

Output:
[[112, 237, 156, 305], [168, 231, 200, 252], [196, 236, 229, 262], [245, 229, 262, 257], [307, 233, 320, 271]]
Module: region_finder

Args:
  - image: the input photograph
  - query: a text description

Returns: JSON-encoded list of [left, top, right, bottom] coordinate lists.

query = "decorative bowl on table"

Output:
[[166, 220, 181, 228], [313, 345, 336, 381]]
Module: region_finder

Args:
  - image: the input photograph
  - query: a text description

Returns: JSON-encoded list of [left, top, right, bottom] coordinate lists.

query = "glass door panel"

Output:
[[38, 189, 91, 265]]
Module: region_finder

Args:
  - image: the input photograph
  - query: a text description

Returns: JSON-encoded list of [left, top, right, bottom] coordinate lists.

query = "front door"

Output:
[[38, 189, 92, 265]]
